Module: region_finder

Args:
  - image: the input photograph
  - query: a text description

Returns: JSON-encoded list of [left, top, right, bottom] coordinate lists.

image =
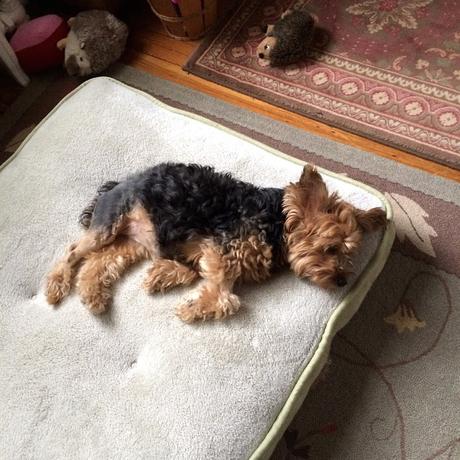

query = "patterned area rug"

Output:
[[184, 0, 460, 170], [1, 65, 459, 459]]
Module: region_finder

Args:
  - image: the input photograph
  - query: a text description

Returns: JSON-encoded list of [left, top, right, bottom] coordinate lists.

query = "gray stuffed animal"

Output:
[[257, 9, 315, 67], [57, 10, 128, 76]]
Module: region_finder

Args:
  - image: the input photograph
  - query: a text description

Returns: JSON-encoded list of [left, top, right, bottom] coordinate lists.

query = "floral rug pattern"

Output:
[[185, 0, 460, 169]]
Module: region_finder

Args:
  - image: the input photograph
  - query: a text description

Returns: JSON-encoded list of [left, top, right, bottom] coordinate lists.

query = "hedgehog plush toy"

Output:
[[57, 10, 128, 77], [257, 9, 315, 67]]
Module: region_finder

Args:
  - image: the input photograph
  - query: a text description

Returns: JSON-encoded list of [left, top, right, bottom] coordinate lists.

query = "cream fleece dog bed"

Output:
[[0, 78, 394, 460]]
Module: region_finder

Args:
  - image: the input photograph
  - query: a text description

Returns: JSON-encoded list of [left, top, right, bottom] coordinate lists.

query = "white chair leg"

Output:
[[0, 33, 29, 86]]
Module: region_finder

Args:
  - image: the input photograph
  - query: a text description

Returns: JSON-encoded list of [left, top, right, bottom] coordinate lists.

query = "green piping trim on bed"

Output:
[[1, 76, 395, 460]]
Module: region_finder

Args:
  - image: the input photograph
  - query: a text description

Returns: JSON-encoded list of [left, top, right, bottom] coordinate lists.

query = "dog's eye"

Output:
[[264, 44, 269, 50], [326, 245, 338, 254]]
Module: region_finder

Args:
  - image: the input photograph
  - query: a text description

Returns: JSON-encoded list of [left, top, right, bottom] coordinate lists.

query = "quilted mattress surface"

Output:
[[0, 78, 394, 460]]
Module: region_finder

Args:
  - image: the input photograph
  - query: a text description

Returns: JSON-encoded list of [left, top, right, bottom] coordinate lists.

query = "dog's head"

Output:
[[283, 165, 387, 289]]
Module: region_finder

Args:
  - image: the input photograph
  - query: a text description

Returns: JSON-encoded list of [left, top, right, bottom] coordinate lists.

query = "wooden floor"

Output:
[[0, 75, 23, 116], [124, 6, 460, 183]]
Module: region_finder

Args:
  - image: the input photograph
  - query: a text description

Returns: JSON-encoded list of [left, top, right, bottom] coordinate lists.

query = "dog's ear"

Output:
[[298, 164, 325, 188], [283, 165, 329, 231], [298, 165, 329, 213], [354, 207, 387, 232], [266, 24, 274, 35]]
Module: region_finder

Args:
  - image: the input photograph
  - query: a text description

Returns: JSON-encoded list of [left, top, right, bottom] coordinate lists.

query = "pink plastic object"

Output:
[[10, 15, 69, 73]]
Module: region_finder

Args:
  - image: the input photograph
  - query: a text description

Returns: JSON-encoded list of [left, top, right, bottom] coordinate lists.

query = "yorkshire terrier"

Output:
[[45, 163, 386, 322]]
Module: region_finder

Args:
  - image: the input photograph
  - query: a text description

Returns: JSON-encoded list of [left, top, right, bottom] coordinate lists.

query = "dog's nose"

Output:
[[336, 275, 347, 287], [258, 53, 264, 59]]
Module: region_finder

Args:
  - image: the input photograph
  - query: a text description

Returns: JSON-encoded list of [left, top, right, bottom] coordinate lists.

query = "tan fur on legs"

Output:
[[177, 238, 204, 267], [45, 229, 116, 305], [46, 204, 159, 308], [176, 236, 273, 323], [143, 259, 198, 294], [77, 237, 148, 314], [177, 283, 241, 323], [45, 259, 75, 305]]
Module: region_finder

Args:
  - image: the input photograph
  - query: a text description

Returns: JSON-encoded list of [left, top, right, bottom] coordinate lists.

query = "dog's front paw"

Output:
[[175, 288, 241, 323], [78, 284, 110, 315], [216, 292, 241, 318], [176, 298, 202, 323], [81, 295, 108, 315]]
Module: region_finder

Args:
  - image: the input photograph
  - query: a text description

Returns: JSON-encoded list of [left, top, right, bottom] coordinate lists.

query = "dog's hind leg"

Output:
[[45, 229, 117, 306], [46, 201, 159, 308], [77, 237, 148, 314]]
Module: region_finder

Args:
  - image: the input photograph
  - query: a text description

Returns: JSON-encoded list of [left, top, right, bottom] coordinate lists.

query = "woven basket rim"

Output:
[[149, 0, 217, 23]]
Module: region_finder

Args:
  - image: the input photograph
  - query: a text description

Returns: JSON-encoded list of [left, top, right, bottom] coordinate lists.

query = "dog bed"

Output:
[[0, 78, 394, 460]]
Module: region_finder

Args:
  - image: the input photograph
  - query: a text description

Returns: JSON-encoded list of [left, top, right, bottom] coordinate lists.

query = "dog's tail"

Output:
[[79, 181, 120, 229]]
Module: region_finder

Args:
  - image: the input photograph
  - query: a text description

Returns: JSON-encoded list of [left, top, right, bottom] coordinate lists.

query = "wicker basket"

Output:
[[147, 0, 218, 40]]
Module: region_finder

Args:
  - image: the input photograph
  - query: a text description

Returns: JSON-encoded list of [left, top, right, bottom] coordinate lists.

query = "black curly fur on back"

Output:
[[84, 163, 285, 261], [270, 10, 315, 66]]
